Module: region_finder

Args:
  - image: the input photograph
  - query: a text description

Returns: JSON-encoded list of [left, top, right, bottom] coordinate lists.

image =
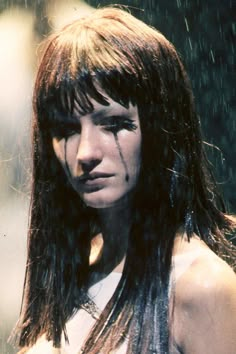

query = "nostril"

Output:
[[79, 159, 101, 173]]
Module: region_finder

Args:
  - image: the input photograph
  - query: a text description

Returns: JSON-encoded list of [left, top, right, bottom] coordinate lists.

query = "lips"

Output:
[[75, 173, 114, 192], [78, 172, 114, 182]]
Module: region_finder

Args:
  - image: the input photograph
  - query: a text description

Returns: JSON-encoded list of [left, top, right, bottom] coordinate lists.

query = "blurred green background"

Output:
[[0, 1, 235, 353]]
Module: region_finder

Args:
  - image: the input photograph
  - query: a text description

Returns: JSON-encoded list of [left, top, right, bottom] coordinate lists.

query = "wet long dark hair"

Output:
[[15, 7, 235, 353]]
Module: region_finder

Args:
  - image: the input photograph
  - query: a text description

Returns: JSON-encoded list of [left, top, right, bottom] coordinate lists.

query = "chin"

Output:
[[80, 190, 130, 209], [82, 197, 120, 209]]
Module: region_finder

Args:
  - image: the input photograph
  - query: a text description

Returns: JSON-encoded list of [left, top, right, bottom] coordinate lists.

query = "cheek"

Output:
[[122, 133, 142, 175], [130, 132, 142, 164], [132, 141, 142, 178], [52, 138, 65, 164]]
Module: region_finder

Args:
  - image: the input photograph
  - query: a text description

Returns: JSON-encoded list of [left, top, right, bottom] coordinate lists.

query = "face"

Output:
[[51, 94, 141, 208]]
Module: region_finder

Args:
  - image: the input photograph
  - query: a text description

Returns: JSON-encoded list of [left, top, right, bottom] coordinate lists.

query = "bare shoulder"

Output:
[[173, 243, 236, 354], [176, 249, 236, 304], [172, 235, 236, 299]]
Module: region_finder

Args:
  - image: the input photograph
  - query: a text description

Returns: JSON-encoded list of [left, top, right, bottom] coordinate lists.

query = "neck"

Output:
[[88, 201, 132, 285], [98, 200, 132, 236]]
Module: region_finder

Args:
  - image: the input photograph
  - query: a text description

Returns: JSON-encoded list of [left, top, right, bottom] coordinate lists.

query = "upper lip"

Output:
[[77, 172, 114, 181]]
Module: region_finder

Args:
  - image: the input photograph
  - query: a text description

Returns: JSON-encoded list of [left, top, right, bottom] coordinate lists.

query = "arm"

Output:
[[175, 256, 236, 354]]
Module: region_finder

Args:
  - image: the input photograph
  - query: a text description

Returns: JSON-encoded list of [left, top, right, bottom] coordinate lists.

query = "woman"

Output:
[[14, 7, 236, 354]]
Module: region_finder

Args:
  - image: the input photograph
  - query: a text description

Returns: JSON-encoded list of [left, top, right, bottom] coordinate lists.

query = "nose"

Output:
[[76, 127, 103, 172]]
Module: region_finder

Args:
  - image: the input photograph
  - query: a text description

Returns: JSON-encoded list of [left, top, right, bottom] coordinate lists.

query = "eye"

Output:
[[99, 116, 138, 134], [50, 123, 81, 139]]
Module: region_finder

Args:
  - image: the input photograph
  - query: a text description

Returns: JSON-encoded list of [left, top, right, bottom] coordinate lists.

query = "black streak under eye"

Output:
[[113, 133, 129, 182]]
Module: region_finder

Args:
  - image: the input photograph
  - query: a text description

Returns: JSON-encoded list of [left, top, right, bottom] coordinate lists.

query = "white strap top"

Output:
[[26, 248, 218, 354]]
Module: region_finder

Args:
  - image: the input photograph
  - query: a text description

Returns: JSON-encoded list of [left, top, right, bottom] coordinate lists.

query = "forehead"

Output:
[[72, 93, 138, 120], [45, 77, 138, 127]]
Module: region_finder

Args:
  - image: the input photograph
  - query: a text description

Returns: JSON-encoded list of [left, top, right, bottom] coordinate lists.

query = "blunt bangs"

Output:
[[34, 8, 177, 126]]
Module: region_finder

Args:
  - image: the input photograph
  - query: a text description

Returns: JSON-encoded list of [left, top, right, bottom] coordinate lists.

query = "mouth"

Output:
[[76, 173, 114, 190], [76, 172, 114, 193], [78, 172, 114, 182]]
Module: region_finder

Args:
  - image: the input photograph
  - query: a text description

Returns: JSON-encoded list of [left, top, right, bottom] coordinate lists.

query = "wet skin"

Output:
[[51, 95, 142, 209]]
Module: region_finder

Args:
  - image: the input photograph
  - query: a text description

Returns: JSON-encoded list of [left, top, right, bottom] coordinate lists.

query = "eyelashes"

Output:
[[51, 116, 138, 139], [100, 116, 138, 134]]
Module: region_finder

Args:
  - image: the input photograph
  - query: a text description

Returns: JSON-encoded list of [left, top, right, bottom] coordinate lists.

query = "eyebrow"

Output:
[[90, 108, 113, 120], [75, 106, 131, 120]]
